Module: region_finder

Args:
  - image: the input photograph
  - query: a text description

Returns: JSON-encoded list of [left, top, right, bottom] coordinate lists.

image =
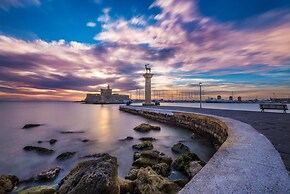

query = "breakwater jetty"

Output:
[[120, 105, 290, 193]]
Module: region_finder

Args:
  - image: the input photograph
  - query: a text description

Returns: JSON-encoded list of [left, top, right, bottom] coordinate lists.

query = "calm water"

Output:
[[0, 101, 215, 190]]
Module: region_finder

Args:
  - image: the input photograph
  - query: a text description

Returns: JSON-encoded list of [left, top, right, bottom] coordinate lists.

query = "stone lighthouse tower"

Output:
[[143, 64, 154, 106]]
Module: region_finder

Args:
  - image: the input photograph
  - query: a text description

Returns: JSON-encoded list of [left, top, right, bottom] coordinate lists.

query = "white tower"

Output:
[[143, 64, 154, 106]]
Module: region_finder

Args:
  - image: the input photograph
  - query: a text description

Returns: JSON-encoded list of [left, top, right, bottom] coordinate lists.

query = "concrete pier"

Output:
[[142, 73, 154, 106], [120, 105, 290, 193]]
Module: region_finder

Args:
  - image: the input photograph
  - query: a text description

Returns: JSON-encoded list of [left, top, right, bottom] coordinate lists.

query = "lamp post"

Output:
[[199, 82, 202, 109]]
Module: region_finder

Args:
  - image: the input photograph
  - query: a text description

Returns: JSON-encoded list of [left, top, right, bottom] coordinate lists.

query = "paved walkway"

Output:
[[141, 106, 290, 172]]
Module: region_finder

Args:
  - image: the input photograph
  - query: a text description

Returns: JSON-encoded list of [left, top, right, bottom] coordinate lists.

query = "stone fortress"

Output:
[[84, 85, 129, 104]]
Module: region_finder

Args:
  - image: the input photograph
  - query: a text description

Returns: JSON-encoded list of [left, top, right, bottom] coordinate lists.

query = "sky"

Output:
[[0, 0, 290, 101]]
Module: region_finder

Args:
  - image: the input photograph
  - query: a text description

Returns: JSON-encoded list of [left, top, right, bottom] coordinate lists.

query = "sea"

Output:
[[0, 101, 216, 191]]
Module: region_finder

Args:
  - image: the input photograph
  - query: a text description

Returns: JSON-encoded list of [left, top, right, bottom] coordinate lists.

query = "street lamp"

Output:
[[199, 82, 202, 109]]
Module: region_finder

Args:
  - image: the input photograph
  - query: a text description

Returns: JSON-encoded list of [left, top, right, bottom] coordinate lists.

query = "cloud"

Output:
[[86, 22, 96, 27], [0, 0, 40, 11], [1, 0, 290, 100]]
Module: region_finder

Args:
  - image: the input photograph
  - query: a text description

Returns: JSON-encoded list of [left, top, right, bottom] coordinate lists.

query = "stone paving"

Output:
[[140, 105, 290, 173]]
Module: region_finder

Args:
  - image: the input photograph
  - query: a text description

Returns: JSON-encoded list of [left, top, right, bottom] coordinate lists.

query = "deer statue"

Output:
[[145, 64, 151, 73]]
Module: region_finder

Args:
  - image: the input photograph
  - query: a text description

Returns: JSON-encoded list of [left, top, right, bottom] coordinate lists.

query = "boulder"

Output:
[[152, 163, 171, 177], [132, 141, 153, 150], [133, 123, 160, 132], [19, 186, 55, 194], [57, 155, 119, 194], [119, 136, 134, 141], [0, 175, 19, 194], [23, 146, 54, 154], [185, 161, 203, 177], [56, 152, 76, 160], [133, 150, 172, 168], [133, 152, 141, 160], [171, 142, 190, 154], [80, 153, 109, 159], [135, 167, 181, 194], [60, 131, 84, 134], [139, 137, 156, 141], [172, 153, 201, 177], [80, 138, 89, 142], [34, 166, 61, 182], [22, 124, 42, 129], [119, 178, 135, 194], [125, 167, 140, 180]]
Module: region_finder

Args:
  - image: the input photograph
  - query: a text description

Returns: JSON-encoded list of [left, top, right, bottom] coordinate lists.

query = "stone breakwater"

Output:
[[119, 106, 228, 149]]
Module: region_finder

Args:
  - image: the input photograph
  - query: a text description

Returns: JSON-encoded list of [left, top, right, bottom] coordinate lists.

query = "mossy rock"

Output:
[[0, 175, 19, 194], [56, 152, 76, 160], [23, 146, 54, 154], [132, 141, 153, 150], [18, 186, 55, 194], [133, 123, 161, 132], [171, 142, 190, 154], [172, 153, 201, 176]]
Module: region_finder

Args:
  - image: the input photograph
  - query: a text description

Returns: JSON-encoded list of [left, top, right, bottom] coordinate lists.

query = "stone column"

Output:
[[143, 73, 154, 106]]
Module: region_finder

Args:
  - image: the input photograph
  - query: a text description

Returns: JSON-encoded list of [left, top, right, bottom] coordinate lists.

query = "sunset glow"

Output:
[[0, 0, 290, 101]]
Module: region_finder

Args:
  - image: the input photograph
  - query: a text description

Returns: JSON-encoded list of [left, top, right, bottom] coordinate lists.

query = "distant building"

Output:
[[270, 98, 290, 103], [238, 96, 242, 102], [217, 95, 221, 100], [229, 96, 233, 101], [85, 85, 129, 104]]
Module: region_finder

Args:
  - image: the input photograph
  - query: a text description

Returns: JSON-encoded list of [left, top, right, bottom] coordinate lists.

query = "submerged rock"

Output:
[[23, 146, 54, 154], [171, 142, 190, 154], [57, 155, 119, 194], [172, 153, 201, 177], [0, 175, 19, 194], [133, 150, 172, 168], [132, 141, 153, 150], [22, 124, 42, 129], [19, 186, 55, 194], [135, 167, 181, 194], [119, 136, 134, 141], [56, 152, 76, 160], [80, 153, 109, 159], [60, 131, 85, 134], [49, 139, 57, 144], [133, 123, 161, 132], [80, 138, 89, 142], [34, 166, 61, 182], [139, 137, 156, 141]]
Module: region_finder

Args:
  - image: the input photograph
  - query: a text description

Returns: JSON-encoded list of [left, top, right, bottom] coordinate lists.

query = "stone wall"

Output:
[[119, 106, 228, 148]]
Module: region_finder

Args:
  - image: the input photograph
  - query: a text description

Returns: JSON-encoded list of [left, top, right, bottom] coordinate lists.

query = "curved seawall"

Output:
[[119, 106, 290, 193]]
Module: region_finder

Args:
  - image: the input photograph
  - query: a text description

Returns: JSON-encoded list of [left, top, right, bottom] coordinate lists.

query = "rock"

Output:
[[125, 167, 140, 180], [80, 153, 109, 159], [171, 142, 190, 154], [34, 166, 61, 182], [152, 163, 171, 177], [119, 178, 135, 194], [185, 161, 202, 177], [80, 138, 89, 142], [19, 186, 55, 194], [119, 136, 134, 141], [49, 139, 57, 144], [37, 141, 43, 144], [173, 179, 189, 188], [133, 123, 161, 132], [57, 155, 119, 194], [22, 124, 42, 129], [23, 146, 54, 154], [56, 152, 76, 160], [139, 137, 156, 141], [135, 167, 181, 194], [133, 151, 141, 160], [0, 175, 19, 194], [60, 131, 84, 134], [133, 150, 172, 168], [172, 153, 201, 177], [132, 141, 153, 150]]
